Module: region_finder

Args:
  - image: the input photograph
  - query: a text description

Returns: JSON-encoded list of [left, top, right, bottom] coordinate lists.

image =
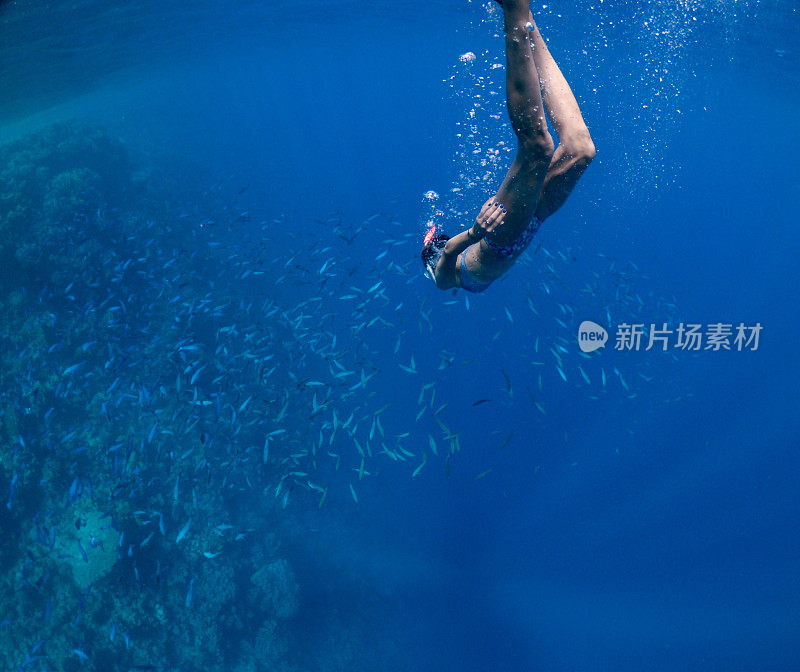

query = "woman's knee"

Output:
[[562, 129, 596, 164]]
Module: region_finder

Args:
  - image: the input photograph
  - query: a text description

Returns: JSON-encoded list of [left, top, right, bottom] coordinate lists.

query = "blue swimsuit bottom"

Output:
[[459, 253, 491, 293]]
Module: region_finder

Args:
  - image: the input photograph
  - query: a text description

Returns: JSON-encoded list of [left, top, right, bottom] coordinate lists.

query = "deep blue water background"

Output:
[[2, 0, 800, 670]]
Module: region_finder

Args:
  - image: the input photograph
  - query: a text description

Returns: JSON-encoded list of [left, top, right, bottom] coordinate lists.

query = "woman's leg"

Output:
[[525, 16, 596, 221], [489, 0, 555, 247], [502, 3, 552, 156]]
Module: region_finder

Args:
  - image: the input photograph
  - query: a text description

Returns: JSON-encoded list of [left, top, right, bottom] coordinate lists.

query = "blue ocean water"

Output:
[[1, 1, 799, 670]]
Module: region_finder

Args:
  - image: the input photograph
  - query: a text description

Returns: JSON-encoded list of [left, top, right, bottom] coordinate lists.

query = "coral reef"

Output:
[[250, 558, 299, 620], [0, 122, 305, 672], [53, 502, 120, 590]]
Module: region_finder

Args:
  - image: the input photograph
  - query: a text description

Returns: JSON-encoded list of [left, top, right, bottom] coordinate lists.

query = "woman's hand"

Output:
[[471, 197, 507, 239]]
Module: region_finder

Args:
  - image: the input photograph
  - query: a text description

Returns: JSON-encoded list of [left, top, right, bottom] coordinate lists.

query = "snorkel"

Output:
[[420, 193, 449, 283], [421, 220, 450, 283], [423, 223, 437, 247]]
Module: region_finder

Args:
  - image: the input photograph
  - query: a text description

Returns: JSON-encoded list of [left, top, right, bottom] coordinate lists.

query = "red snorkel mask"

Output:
[[421, 215, 449, 282], [423, 223, 438, 247]]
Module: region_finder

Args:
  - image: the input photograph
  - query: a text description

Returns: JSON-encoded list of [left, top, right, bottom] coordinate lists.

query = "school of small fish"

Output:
[[0, 122, 682, 670]]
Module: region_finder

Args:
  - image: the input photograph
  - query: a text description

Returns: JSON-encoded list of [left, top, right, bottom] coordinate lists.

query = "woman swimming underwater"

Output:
[[422, 0, 595, 293]]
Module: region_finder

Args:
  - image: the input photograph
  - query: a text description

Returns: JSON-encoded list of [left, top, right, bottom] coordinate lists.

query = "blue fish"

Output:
[[185, 578, 195, 608], [6, 473, 18, 510], [68, 477, 80, 503]]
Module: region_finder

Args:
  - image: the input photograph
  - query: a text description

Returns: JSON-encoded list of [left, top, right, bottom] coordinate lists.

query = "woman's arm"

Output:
[[434, 199, 506, 288]]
